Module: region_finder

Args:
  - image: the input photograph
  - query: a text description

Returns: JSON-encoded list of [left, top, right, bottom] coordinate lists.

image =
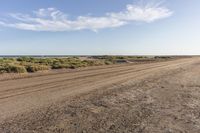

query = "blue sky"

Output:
[[0, 0, 200, 55]]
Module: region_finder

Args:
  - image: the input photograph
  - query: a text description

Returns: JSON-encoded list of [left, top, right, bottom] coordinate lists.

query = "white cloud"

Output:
[[109, 3, 172, 22], [0, 2, 173, 32]]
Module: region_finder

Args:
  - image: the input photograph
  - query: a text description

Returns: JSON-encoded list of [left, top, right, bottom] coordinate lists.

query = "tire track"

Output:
[[0, 59, 191, 100], [0, 59, 182, 90]]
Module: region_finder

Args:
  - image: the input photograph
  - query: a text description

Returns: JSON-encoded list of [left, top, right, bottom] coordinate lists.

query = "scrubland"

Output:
[[0, 56, 172, 74]]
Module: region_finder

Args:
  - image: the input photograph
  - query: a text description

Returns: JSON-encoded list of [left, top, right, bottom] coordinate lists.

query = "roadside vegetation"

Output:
[[0, 56, 173, 74], [0, 57, 110, 73]]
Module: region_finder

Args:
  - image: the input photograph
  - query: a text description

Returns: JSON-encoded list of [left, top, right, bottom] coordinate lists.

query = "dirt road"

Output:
[[0, 57, 200, 133]]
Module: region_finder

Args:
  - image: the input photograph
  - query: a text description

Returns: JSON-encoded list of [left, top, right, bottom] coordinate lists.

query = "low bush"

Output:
[[0, 65, 7, 73], [17, 57, 35, 62], [104, 60, 113, 65], [26, 64, 49, 72], [51, 63, 70, 69], [0, 64, 27, 73], [154, 56, 171, 59]]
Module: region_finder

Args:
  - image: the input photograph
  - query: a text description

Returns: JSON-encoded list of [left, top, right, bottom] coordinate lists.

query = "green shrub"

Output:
[[83, 60, 105, 66], [26, 64, 49, 72], [51, 63, 63, 69], [0, 58, 16, 63], [69, 65, 78, 69], [17, 57, 35, 62], [105, 60, 113, 65], [10, 65, 27, 73], [0, 65, 7, 73], [51, 63, 70, 69], [154, 56, 171, 59], [0, 64, 27, 73]]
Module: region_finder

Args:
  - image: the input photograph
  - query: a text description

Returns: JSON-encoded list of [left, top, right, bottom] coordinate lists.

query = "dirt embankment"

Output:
[[0, 57, 200, 133]]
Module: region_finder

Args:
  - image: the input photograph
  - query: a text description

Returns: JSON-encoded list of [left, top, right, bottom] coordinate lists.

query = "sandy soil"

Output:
[[0, 57, 200, 133]]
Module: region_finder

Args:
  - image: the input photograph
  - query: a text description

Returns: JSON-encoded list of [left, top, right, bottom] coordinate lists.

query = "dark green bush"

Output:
[[154, 56, 171, 59], [51, 63, 70, 69], [26, 64, 49, 72], [105, 60, 113, 65], [17, 57, 35, 62]]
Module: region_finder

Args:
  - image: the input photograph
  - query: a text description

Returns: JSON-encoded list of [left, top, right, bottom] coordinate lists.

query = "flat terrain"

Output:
[[0, 57, 200, 133]]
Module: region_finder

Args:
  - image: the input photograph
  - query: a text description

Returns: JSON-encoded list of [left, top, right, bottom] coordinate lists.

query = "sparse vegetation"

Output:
[[0, 57, 111, 73], [0, 56, 173, 74]]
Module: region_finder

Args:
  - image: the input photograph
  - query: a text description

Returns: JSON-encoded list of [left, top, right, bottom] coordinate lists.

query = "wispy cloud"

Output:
[[0, 2, 173, 32]]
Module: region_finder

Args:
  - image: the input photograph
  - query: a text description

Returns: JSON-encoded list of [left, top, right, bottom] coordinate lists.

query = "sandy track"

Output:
[[0, 57, 200, 132]]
